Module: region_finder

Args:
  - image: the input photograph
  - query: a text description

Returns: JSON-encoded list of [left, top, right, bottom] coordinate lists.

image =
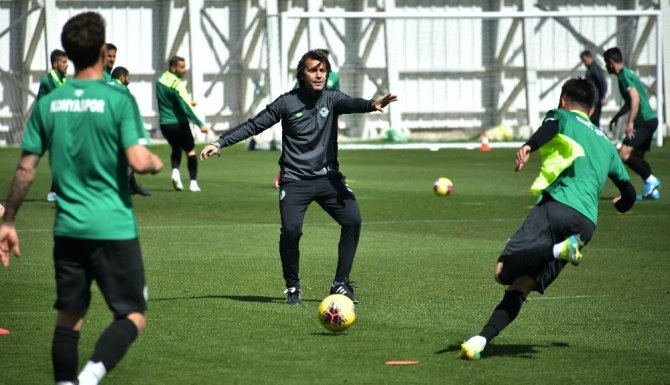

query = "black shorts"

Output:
[[160, 122, 195, 152], [53, 236, 147, 315], [497, 198, 595, 293], [622, 118, 658, 152]]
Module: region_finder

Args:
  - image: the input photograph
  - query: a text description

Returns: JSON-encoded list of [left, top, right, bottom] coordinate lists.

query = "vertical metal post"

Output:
[[521, 0, 540, 131], [307, 0, 322, 49], [44, 0, 57, 56], [660, 1, 669, 144], [266, 0, 282, 96], [383, 0, 403, 134], [187, 0, 205, 106]]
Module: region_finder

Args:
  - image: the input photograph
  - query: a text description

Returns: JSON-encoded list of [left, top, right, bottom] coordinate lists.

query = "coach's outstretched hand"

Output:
[[200, 144, 220, 161], [372, 94, 398, 112]]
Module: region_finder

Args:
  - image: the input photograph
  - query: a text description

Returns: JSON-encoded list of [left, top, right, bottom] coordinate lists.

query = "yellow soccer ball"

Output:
[[433, 177, 454, 196], [318, 294, 356, 332]]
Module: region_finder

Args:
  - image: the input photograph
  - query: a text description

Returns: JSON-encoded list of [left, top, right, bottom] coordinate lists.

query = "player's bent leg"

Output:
[[53, 310, 86, 384], [555, 235, 583, 266], [508, 276, 536, 295], [78, 314, 142, 385], [323, 187, 361, 303], [123, 312, 146, 333], [494, 261, 504, 285], [618, 144, 633, 162], [460, 277, 533, 360]]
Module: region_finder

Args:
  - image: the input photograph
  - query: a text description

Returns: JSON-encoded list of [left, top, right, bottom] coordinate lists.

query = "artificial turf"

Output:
[[0, 143, 668, 384]]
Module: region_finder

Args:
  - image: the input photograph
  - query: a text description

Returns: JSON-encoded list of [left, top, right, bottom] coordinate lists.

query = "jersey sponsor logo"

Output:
[[576, 115, 608, 140], [319, 107, 329, 117], [50, 98, 105, 113]]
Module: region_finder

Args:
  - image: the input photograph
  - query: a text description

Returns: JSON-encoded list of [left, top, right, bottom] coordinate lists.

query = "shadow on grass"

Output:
[[309, 331, 350, 337], [435, 342, 569, 359], [151, 294, 320, 304]]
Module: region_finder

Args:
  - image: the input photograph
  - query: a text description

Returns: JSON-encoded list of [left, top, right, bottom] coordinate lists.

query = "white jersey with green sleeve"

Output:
[[22, 79, 150, 240]]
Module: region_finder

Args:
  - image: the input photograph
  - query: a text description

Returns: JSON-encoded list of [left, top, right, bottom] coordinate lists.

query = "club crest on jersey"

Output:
[[74, 89, 84, 97], [319, 107, 329, 117]]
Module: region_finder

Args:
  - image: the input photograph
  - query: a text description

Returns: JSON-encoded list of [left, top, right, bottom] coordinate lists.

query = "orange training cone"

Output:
[[480, 132, 491, 152]]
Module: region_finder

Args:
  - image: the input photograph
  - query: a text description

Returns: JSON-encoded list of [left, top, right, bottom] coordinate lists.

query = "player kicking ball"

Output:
[[459, 78, 636, 359]]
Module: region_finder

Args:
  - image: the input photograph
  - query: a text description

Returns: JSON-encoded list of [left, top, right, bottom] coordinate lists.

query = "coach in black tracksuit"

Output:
[[201, 49, 397, 305]]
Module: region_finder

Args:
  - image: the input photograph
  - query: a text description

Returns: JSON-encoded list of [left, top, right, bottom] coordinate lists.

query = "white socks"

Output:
[[552, 242, 564, 259], [645, 175, 658, 184], [77, 361, 107, 385]]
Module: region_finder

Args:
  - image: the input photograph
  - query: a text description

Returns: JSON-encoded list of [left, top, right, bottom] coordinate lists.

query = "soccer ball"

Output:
[[318, 294, 356, 332], [433, 177, 454, 196]]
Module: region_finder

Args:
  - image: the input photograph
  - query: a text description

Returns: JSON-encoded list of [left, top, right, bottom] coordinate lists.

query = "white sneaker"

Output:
[[46, 192, 57, 202], [459, 335, 487, 360], [189, 180, 201, 192], [171, 169, 183, 191]]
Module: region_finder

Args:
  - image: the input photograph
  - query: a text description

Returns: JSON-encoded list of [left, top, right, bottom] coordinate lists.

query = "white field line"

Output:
[[527, 295, 605, 301], [18, 217, 519, 233]]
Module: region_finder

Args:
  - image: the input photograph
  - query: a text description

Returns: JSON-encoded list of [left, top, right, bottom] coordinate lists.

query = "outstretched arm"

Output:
[[200, 99, 283, 161], [1, 152, 40, 267], [612, 179, 636, 213], [515, 119, 559, 171], [200, 142, 220, 160], [371, 94, 398, 112]]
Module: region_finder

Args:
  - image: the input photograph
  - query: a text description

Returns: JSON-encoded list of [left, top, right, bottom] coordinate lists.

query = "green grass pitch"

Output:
[[1, 144, 669, 384]]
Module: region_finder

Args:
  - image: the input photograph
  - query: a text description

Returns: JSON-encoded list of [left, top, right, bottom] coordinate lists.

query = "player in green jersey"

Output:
[[0, 12, 162, 385], [103, 43, 116, 82], [459, 78, 636, 360], [111, 66, 152, 197], [38, 49, 69, 202], [37, 49, 69, 100], [604, 47, 661, 200], [156, 56, 209, 192]]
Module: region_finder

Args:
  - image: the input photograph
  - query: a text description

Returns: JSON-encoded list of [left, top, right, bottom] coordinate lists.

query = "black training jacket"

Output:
[[214, 88, 375, 180]]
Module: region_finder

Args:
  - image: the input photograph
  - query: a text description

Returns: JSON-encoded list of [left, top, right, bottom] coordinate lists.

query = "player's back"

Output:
[[24, 78, 146, 239]]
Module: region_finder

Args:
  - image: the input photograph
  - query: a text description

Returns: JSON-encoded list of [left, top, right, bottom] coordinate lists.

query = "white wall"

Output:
[[0, 0, 664, 144]]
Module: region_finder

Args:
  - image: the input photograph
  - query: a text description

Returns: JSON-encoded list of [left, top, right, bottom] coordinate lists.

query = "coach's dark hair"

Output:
[[111, 66, 129, 79], [50, 49, 67, 66], [295, 49, 331, 89], [561, 78, 595, 110], [106, 42, 117, 52], [169, 56, 185, 69], [61, 12, 105, 70], [579, 50, 592, 59], [603, 47, 623, 64]]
